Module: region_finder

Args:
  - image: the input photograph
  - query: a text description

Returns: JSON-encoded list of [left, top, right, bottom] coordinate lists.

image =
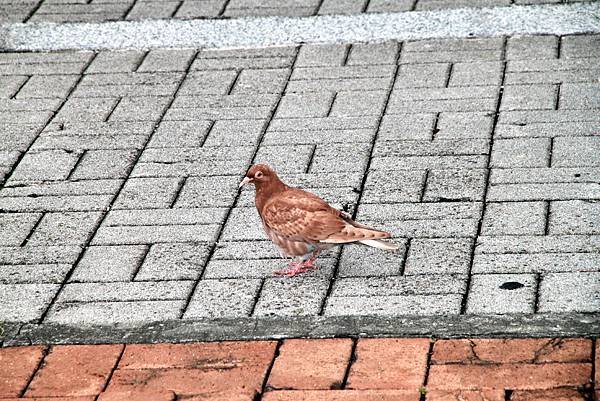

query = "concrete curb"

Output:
[[3, 313, 598, 346], [1, 3, 600, 51]]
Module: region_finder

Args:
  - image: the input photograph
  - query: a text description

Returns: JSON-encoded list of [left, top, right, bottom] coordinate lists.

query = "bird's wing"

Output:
[[261, 188, 346, 243]]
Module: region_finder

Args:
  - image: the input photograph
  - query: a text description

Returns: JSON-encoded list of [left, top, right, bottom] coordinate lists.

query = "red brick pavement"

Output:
[[0, 338, 596, 400]]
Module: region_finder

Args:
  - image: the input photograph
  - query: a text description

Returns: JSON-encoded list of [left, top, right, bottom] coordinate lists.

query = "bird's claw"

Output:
[[274, 261, 316, 277]]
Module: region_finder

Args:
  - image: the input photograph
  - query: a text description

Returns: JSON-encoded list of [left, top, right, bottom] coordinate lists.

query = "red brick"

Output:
[[181, 389, 256, 400], [0, 345, 46, 397], [119, 341, 276, 369], [107, 367, 264, 395], [428, 363, 591, 390], [432, 339, 591, 365], [594, 340, 600, 382], [511, 388, 586, 401], [267, 339, 353, 390], [346, 338, 429, 390], [262, 389, 418, 401], [426, 389, 504, 401], [97, 389, 175, 401], [2, 395, 96, 401], [26, 344, 124, 397]]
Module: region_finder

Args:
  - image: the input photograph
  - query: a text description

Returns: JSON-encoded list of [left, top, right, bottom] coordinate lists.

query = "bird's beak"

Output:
[[239, 176, 253, 188]]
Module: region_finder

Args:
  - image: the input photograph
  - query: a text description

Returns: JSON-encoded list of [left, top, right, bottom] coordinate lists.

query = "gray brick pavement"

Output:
[[0, 34, 598, 339]]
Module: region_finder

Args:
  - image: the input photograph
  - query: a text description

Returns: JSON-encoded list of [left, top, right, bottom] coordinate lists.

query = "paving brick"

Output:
[[395, 63, 450, 88], [16, 74, 80, 99], [263, 129, 373, 145], [473, 253, 599, 274], [0, 245, 81, 265], [9, 149, 80, 181], [358, 202, 482, 224], [560, 34, 600, 59], [488, 183, 599, 202], [276, 92, 335, 118], [262, 389, 416, 401], [337, 241, 407, 276], [431, 338, 591, 364], [482, 201, 546, 235], [118, 340, 276, 369], [378, 113, 436, 140], [0, 345, 46, 398], [0, 283, 59, 322], [374, 139, 489, 158], [388, 86, 499, 113], [0, 75, 27, 98], [28, 212, 103, 246], [26, 345, 123, 397], [310, 142, 371, 173], [0, 212, 41, 246], [346, 42, 399, 65], [147, 120, 210, 148], [326, 294, 462, 316], [69, 245, 147, 282], [425, 390, 504, 401], [501, 84, 557, 111], [109, 96, 172, 122], [233, 68, 290, 94], [506, 35, 559, 60], [424, 169, 487, 202], [192, 55, 294, 70], [538, 272, 600, 312], [269, 116, 379, 132], [54, 97, 118, 123], [331, 275, 465, 297], [253, 277, 330, 316], [86, 51, 144, 74], [427, 363, 590, 390], [415, 0, 509, 10], [318, 0, 367, 15], [329, 90, 387, 117], [511, 388, 587, 401], [179, 70, 238, 95], [0, 123, 42, 151], [548, 200, 599, 234], [405, 238, 473, 275], [212, 240, 288, 260], [449, 61, 503, 87], [475, 234, 600, 254], [107, 343, 273, 394], [403, 38, 505, 53], [103, 205, 227, 226], [136, 243, 211, 281], [346, 338, 429, 390], [366, 0, 413, 12], [268, 339, 352, 390], [552, 136, 600, 167], [98, 389, 175, 401], [203, 119, 266, 146], [175, 0, 225, 18], [296, 44, 348, 67], [113, 177, 182, 209], [287, 76, 392, 92], [92, 224, 221, 245], [183, 279, 261, 318], [560, 83, 600, 109], [71, 150, 138, 180], [56, 281, 193, 303], [400, 48, 503, 64], [490, 138, 550, 167], [46, 300, 185, 324], [205, 256, 336, 280], [466, 274, 536, 314], [0, 194, 114, 213], [362, 169, 424, 203], [0, 263, 71, 284], [126, 1, 179, 20]]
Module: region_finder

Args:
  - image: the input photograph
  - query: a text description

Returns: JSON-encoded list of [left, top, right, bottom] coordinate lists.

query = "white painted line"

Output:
[[1, 3, 599, 51]]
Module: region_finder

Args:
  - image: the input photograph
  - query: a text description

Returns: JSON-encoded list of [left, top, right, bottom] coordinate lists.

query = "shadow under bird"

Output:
[[239, 164, 399, 277]]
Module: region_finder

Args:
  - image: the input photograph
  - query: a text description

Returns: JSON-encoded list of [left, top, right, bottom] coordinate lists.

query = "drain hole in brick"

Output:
[[574, 173, 581, 177], [500, 282, 524, 290]]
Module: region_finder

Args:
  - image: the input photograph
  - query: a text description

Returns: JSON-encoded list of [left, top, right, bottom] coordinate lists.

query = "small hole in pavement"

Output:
[[574, 173, 581, 177], [500, 282, 524, 290]]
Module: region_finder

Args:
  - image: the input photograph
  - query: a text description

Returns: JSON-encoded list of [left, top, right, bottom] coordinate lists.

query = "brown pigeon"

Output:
[[239, 164, 399, 276]]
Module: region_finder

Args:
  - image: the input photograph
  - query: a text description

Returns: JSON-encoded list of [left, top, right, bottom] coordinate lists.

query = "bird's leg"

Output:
[[301, 249, 321, 270], [274, 259, 312, 277]]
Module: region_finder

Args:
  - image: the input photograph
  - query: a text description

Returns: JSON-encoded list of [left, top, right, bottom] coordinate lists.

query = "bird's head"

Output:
[[239, 164, 277, 188]]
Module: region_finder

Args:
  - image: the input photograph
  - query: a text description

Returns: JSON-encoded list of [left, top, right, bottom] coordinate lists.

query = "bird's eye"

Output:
[[255, 171, 264, 179]]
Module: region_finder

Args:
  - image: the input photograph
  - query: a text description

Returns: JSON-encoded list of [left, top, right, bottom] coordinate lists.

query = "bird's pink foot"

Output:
[[274, 260, 317, 277]]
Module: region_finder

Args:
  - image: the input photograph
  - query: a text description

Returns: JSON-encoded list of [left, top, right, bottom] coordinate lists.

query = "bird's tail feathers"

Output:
[[359, 239, 400, 251]]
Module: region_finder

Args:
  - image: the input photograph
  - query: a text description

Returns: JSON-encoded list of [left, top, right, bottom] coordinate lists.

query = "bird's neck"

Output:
[[255, 178, 287, 212]]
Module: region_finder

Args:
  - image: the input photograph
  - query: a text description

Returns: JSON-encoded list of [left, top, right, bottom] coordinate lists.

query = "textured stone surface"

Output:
[[0, 29, 598, 341]]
